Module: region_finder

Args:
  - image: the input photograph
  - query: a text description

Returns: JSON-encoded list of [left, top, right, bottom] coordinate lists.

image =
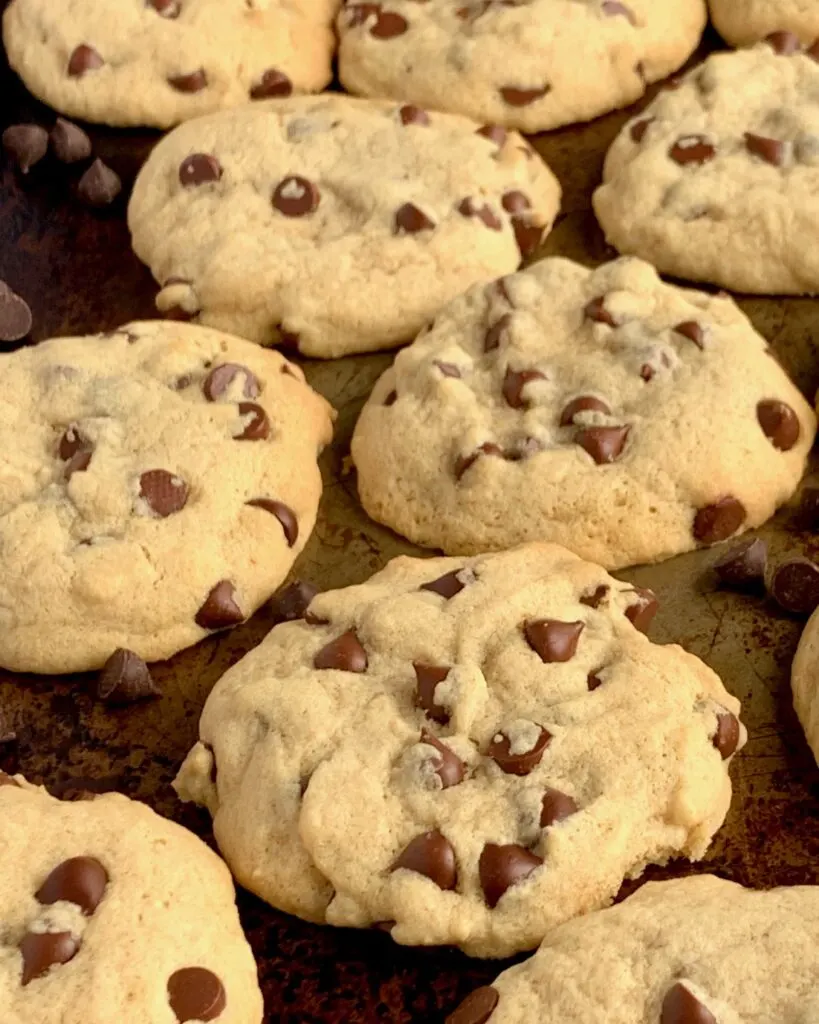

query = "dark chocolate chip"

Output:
[[395, 202, 435, 234], [36, 856, 108, 914], [484, 313, 513, 352], [202, 363, 260, 401], [68, 44, 104, 76], [455, 442, 504, 479], [712, 710, 741, 759], [602, 0, 635, 21], [64, 448, 93, 479], [414, 663, 451, 724], [139, 469, 189, 517], [273, 175, 320, 217], [457, 197, 502, 230], [250, 68, 293, 99], [77, 159, 122, 207], [269, 580, 318, 623], [167, 967, 226, 1022], [764, 31, 802, 55], [2, 124, 48, 173], [246, 498, 298, 546], [195, 581, 244, 630], [179, 153, 222, 187], [446, 986, 499, 1024], [630, 117, 654, 143], [669, 135, 716, 166], [580, 584, 609, 609], [499, 84, 550, 105], [712, 537, 767, 588], [476, 124, 507, 147], [587, 669, 604, 691], [234, 402, 270, 440], [757, 399, 800, 451], [575, 425, 630, 464], [168, 69, 208, 92], [745, 132, 788, 167], [502, 367, 546, 409], [149, 0, 181, 15], [384, 390, 398, 406], [20, 931, 79, 985], [662, 984, 717, 1024], [540, 787, 578, 827], [673, 321, 706, 349], [97, 648, 161, 703], [560, 395, 611, 426], [0, 281, 33, 342], [488, 725, 551, 775], [434, 360, 462, 378], [420, 570, 469, 598], [524, 619, 584, 663], [624, 587, 658, 632], [0, 771, 19, 786], [58, 425, 91, 461], [693, 498, 747, 544], [314, 630, 368, 671], [420, 730, 465, 788], [584, 296, 619, 326], [770, 558, 819, 615], [371, 10, 409, 37], [399, 104, 430, 125], [501, 190, 531, 214], [478, 843, 542, 908], [392, 830, 457, 889], [511, 216, 543, 258], [50, 118, 92, 164]]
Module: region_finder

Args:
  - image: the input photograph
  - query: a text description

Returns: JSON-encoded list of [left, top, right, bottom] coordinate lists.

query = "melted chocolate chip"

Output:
[[669, 135, 716, 166], [540, 787, 578, 827], [179, 153, 222, 187], [273, 176, 320, 217], [269, 580, 318, 624], [560, 395, 611, 426], [488, 725, 551, 775], [502, 367, 546, 409], [420, 730, 465, 788], [20, 931, 79, 985], [392, 830, 457, 889], [446, 986, 500, 1024], [168, 69, 208, 92], [234, 402, 270, 440], [712, 710, 741, 759], [97, 648, 161, 703], [167, 967, 226, 1022], [64, 448, 93, 479], [195, 581, 244, 630], [770, 558, 819, 615], [371, 10, 408, 36], [395, 202, 435, 234], [203, 363, 260, 401], [36, 856, 109, 914], [757, 399, 800, 451], [479, 843, 542, 908], [693, 498, 747, 544], [139, 470, 189, 517], [246, 498, 298, 546], [745, 132, 788, 167], [661, 983, 717, 1024], [624, 587, 658, 632], [314, 631, 368, 671], [673, 321, 706, 349], [524, 619, 584, 662], [414, 663, 451, 724], [68, 44, 104, 76], [399, 104, 430, 125], [499, 84, 550, 106], [420, 570, 469, 598], [712, 537, 767, 588], [250, 68, 293, 98], [575, 425, 630, 464]]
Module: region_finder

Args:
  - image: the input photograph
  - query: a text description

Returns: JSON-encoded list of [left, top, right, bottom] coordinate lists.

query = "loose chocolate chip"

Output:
[[673, 321, 706, 349], [575, 425, 630, 464], [770, 558, 819, 615], [97, 648, 161, 703], [488, 725, 551, 775], [234, 402, 270, 440], [68, 44, 104, 76], [559, 395, 611, 426], [179, 153, 222, 187], [540, 787, 578, 827], [630, 117, 654, 143], [584, 295, 619, 326], [499, 84, 550, 106], [392, 830, 457, 889], [36, 856, 108, 914], [250, 68, 293, 98], [399, 104, 430, 125], [64, 448, 93, 479], [757, 399, 800, 451], [168, 69, 208, 92], [371, 10, 408, 37], [245, 499, 298, 546], [602, 0, 635, 21], [195, 580, 244, 630], [624, 587, 658, 632], [502, 367, 546, 409], [395, 202, 435, 234], [50, 118, 92, 164], [455, 442, 504, 479], [269, 580, 318, 623], [20, 931, 79, 985], [713, 537, 768, 588], [272, 175, 320, 217], [712, 710, 741, 760], [764, 30, 801, 55], [580, 584, 609, 608], [139, 469, 189, 517], [669, 135, 716, 166], [479, 843, 542, 908], [693, 498, 747, 544], [511, 216, 543, 258], [149, 0, 181, 15], [202, 363, 260, 401], [420, 570, 468, 598], [434, 361, 461, 379], [167, 967, 226, 1022], [524, 619, 584, 663], [420, 730, 465, 788], [77, 158, 122, 207], [446, 986, 499, 1024], [314, 630, 368, 671], [414, 663, 451, 724], [0, 281, 33, 342], [457, 198, 502, 230], [484, 313, 513, 352], [384, 390, 398, 406], [745, 132, 788, 167], [2, 124, 48, 173], [476, 124, 507, 147]]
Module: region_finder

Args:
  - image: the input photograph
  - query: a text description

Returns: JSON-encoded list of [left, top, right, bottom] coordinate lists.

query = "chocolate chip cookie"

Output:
[[352, 256, 815, 568], [791, 605, 819, 764], [174, 542, 744, 958], [594, 38, 819, 293], [2, 0, 338, 128], [0, 774, 262, 1022], [337, 0, 707, 132], [710, 1, 819, 48], [127, 95, 560, 357], [0, 321, 333, 673]]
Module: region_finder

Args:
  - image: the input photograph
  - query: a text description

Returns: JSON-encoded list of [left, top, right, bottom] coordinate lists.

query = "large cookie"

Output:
[[446, 874, 819, 1022], [791, 605, 819, 764], [710, 1, 819, 48], [174, 543, 745, 958], [0, 321, 333, 674], [127, 95, 560, 358], [2, 0, 338, 129], [337, 0, 707, 133], [351, 256, 815, 568], [1, 773, 262, 1023], [594, 38, 819, 294]]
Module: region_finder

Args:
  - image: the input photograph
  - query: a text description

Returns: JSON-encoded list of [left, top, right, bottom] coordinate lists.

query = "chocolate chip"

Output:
[[757, 399, 800, 451], [693, 498, 747, 544], [234, 402, 270, 440], [575, 425, 630, 464], [395, 202, 435, 234], [745, 132, 788, 167], [769, 558, 819, 615], [711, 709, 741, 760], [484, 313, 513, 352], [446, 986, 499, 1024], [371, 10, 408, 37], [580, 584, 609, 608], [49, 118, 92, 164], [764, 30, 802, 55], [346, 3, 381, 26], [673, 321, 706, 349], [36, 856, 108, 914], [713, 537, 768, 588], [630, 117, 654, 143], [314, 630, 368, 671], [245, 499, 298, 546], [399, 104, 430, 125], [540, 787, 578, 827], [420, 730, 465, 788], [420, 570, 469, 598], [559, 395, 611, 426], [179, 153, 222, 187], [20, 931, 79, 985], [139, 470, 189, 517], [499, 84, 550, 105], [661, 982, 717, 1024], [2, 124, 48, 173], [524, 619, 584, 662], [488, 725, 551, 775], [434, 361, 461, 378], [168, 69, 208, 92], [624, 587, 658, 632], [414, 663, 451, 724], [0, 281, 33, 342], [584, 296, 619, 326], [269, 579, 318, 623], [77, 158, 122, 207], [476, 125, 507, 147], [602, 0, 635, 21], [502, 367, 546, 409], [167, 967, 226, 1022], [68, 44, 104, 76], [384, 390, 398, 406], [455, 442, 504, 479], [669, 135, 716, 166], [0, 771, 19, 786], [58, 425, 90, 461], [479, 843, 542, 908], [392, 830, 457, 889], [250, 68, 293, 98], [202, 363, 260, 401], [457, 198, 502, 230], [97, 648, 161, 703], [511, 217, 543, 258], [64, 448, 93, 479], [272, 175, 320, 217], [195, 580, 244, 630], [149, 0, 181, 15]]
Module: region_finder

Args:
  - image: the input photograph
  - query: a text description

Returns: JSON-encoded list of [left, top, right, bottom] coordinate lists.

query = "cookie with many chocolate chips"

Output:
[[337, 0, 707, 132], [128, 95, 560, 357], [0, 775, 262, 1022], [174, 543, 744, 958], [2, 0, 338, 129], [0, 321, 333, 673], [352, 256, 815, 568], [594, 39, 819, 293], [790, 604, 819, 765], [447, 874, 819, 1021], [710, 1, 819, 47]]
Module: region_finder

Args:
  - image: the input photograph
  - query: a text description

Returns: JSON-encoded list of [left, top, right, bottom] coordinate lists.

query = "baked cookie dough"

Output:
[[175, 542, 745, 959], [352, 256, 814, 568], [446, 874, 819, 1022], [710, 1, 819, 48], [594, 38, 819, 294], [0, 773, 262, 1024], [337, 0, 707, 133], [128, 95, 560, 358], [2, 0, 338, 129], [0, 321, 333, 674], [791, 604, 819, 764]]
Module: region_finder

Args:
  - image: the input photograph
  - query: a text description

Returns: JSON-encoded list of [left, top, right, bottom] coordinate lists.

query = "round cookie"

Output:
[[0, 321, 333, 674], [710, 1, 819, 48], [127, 95, 561, 358], [352, 256, 815, 568], [336, 0, 707, 133], [791, 605, 819, 764], [446, 874, 819, 1022], [0, 773, 262, 1023], [174, 542, 745, 959], [2, 0, 339, 129], [594, 38, 819, 294]]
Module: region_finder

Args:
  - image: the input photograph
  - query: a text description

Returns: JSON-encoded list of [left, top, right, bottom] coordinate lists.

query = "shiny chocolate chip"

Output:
[[575, 425, 629, 464], [502, 367, 546, 409], [757, 399, 800, 451], [395, 202, 435, 234], [68, 44, 104, 76], [540, 787, 578, 827], [457, 197, 502, 230], [770, 558, 819, 615], [250, 68, 293, 98], [488, 725, 551, 775], [693, 498, 747, 544], [168, 69, 208, 92], [179, 153, 222, 186], [36, 856, 108, 914], [392, 830, 457, 889], [273, 175, 320, 217], [560, 395, 611, 426], [139, 470, 189, 517], [479, 843, 542, 908], [371, 10, 408, 37], [234, 402, 270, 440], [673, 321, 706, 349], [499, 84, 550, 105], [20, 931, 79, 985], [203, 362, 260, 401], [414, 663, 451, 724], [64, 448, 93, 479], [624, 587, 658, 633], [167, 967, 226, 1022], [661, 982, 717, 1024], [420, 730, 465, 788], [446, 986, 499, 1024], [712, 710, 741, 759], [712, 537, 767, 588], [269, 580, 318, 624], [524, 619, 584, 662], [420, 570, 469, 598], [745, 132, 788, 167], [246, 498, 298, 546], [2, 124, 48, 173], [195, 580, 244, 630], [669, 135, 716, 166], [314, 631, 368, 671], [97, 648, 161, 703]]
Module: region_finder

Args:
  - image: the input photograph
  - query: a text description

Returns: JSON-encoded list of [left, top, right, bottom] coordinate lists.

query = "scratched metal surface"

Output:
[[1, 15, 819, 1021]]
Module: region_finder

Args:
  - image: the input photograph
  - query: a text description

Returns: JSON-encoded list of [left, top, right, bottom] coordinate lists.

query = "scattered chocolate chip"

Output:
[[575, 425, 630, 464], [764, 30, 801, 55], [0, 281, 33, 342], [202, 363, 260, 401], [234, 402, 270, 440], [540, 787, 578, 827], [434, 361, 462, 378], [371, 10, 408, 37], [484, 313, 513, 352], [167, 967, 226, 1022], [669, 135, 716, 166], [195, 581, 244, 630], [314, 630, 368, 671], [168, 69, 208, 92], [246, 498, 298, 546], [479, 843, 542, 908], [273, 175, 320, 217], [630, 117, 654, 143], [269, 580, 318, 623], [476, 125, 507, 147], [139, 469, 189, 517], [395, 202, 435, 234], [580, 584, 609, 609], [392, 830, 457, 889], [68, 44, 104, 76], [524, 619, 584, 663], [769, 558, 819, 615], [2, 124, 48, 173], [20, 931, 79, 985], [150, 0, 181, 15], [50, 118, 92, 163], [250, 68, 293, 98], [559, 395, 611, 426], [420, 570, 468, 598], [488, 725, 551, 775], [179, 153, 222, 187], [446, 986, 499, 1024], [712, 710, 741, 759], [64, 448, 93, 479], [97, 648, 161, 703], [384, 390, 398, 406], [757, 399, 800, 451], [414, 663, 451, 724], [36, 856, 109, 914], [745, 132, 788, 167], [500, 84, 550, 106], [502, 367, 546, 409], [693, 498, 747, 544], [511, 216, 543, 258], [584, 296, 619, 326], [399, 104, 430, 126], [455, 442, 504, 479], [673, 321, 706, 349], [457, 197, 502, 230], [712, 537, 767, 588], [420, 730, 465, 788], [602, 0, 635, 20], [624, 587, 658, 632], [77, 158, 122, 207]]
